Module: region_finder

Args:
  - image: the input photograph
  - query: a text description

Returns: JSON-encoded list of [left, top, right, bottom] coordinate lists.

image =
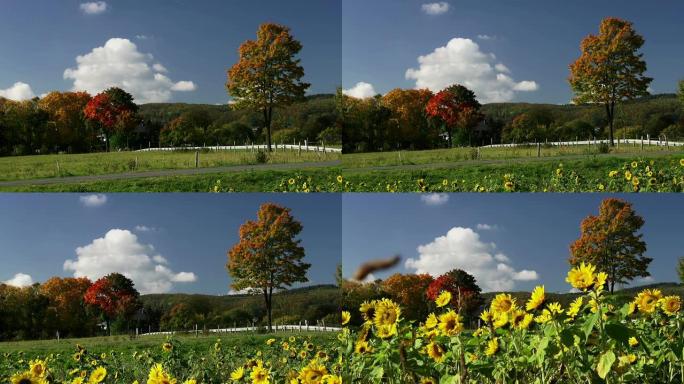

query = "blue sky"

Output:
[[0, 0, 341, 104], [342, 193, 683, 293], [343, 0, 684, 104], [0, 193, 341, 295]]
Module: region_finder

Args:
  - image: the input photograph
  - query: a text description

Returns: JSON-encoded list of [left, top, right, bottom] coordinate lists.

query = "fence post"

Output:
[[641, 136, 644, 151], [56, 161, 60, 176], [195, 151, 199, 168], [537, 142, 541, 158]]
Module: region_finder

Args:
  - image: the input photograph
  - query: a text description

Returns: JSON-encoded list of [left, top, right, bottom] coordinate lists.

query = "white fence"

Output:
[[139, 324, 341, 337], [136, 143, 341, 153], [483, 138, 684, 148]]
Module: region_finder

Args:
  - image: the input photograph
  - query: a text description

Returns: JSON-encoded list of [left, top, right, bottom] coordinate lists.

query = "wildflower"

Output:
[[266, 338, 276, 346], [631, 161, 638, 168], [534, 310, 552, 324], [230, 367, 245, 380], [517, 313, 534, 330], [609, 170, 618, 178], [659, 295, 681, 316], [375, 324, 397, 339], [288, 178, 295, 185], [336, 175, 343, 183], [628, 337, 638, 347], [680, 158, 684, 167], [566, 263, 596, 291], [594, 272, 608, 291], [435, 291, 451, 307], [625, 170, 632, 181], [341, 311, 350, 326], [635, 289, 662, 314], [162, 342, 173, 353], [426, 342, 446, 363], [492, 312, 509, 328], [504, 181, 515, 191], [485, 338, 498, 356], [438, 310, 463, 336], [420, 378, 437, 384], [359, 301, 376, 323], [566, 297, 583, 319], [547, 302, 564, 315], [526, 285, 545, 311]]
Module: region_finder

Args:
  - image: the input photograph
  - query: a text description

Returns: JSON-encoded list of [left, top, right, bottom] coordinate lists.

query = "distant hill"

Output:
[[140, 284, 340, 327], [482, 282, 684, 309]]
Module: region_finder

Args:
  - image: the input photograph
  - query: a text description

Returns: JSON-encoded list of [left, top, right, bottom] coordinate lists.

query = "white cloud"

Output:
[[134, 225, 157, 232], [636, 276, 654, 284], [405, 38, 538, 103], [421, 2, 449, 15], [3, 273, 34, 287], [79, 194, 107, 207], [171, 80, 196, 91], [80, 1, 107, 14], [63, 229, 197, 294], [476, 223, 498, 231], [228, 287, 262, 295], [420, 193, 450, 206], [135, 35, 149, 40], [63, 38, 196, 103], [405, 227, 538, 291], [342, 82, 376, 99], [0, 82, 36, 101], [477, 34, 495, 41]]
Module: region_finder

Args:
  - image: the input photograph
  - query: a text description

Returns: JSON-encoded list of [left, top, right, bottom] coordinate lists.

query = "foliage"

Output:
[[381, 273, 434, 322], [83, 88, 139, 151], [83, 273, 142, 334], [570, 198, 652, 293], [426, 270, 484, 323], [425, 84, 483, 147], [569, 17, 652, 146], [227, 23, 310, 152], [678, 257, 684, 284], [227, 203, 311, 331], [340, 263, 684, 383]]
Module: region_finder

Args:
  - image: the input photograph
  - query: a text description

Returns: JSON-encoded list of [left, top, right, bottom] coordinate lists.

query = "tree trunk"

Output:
[[264, 289, 273, 332], [606, 102, 615, 147], [264, 107, 273, 152]]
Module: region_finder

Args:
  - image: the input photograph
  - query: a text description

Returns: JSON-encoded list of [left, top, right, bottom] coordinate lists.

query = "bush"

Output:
[[597, 142, 611, 154], [255, 150, 268, 164]]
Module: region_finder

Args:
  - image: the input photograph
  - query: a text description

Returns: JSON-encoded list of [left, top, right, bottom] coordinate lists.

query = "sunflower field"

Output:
[[339, 263, 684, 383], [0, 334, 341, 384]]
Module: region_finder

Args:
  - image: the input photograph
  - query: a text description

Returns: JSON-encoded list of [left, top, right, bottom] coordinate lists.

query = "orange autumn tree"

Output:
[[569, 198, 652, 293], [227, 203, 310, 331], [227, 23, 310, 152], [569, 17, 652, 146], [381, 88, 435, 149], [39, 277, 92, 337], [381, 273, 434, 320], [38, 91, 92, 151]]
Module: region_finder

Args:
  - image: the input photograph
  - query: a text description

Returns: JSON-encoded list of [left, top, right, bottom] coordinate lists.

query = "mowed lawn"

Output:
[[342, 144, 684, 169], [0, 149, 339, 182]]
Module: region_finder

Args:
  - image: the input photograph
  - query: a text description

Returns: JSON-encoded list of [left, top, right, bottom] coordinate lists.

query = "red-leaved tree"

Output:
[[425, 84, 483, 147], [83, 87, 138, 151], [426, 269, 484, 320], [83, 273, 141, 335]]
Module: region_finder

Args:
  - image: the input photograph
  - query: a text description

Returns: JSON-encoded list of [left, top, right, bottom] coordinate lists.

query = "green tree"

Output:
[[678, 257, 684, 284], [569, 198, 652, 293], [227, 23, 310, 152], [227, 203, 310, 331], [569, 18, 652, 146], [678, 80, 684, 106]]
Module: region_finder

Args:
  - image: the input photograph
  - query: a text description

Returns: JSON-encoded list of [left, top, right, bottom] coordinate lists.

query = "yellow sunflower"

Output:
[[485, 338, 498, 356], [437, 310, 463, 336], [426, 342, 446, 363], [659, 295, 681, 316], [88, 367, 106, 384], [635, 289, 662, 314], [298, 361, 328, 384], [566, 263, 596, 291], [373, 298, 401, 328], [230, 367, 245, 380], [11, 372, 47, 384], [435, 291, 452, 308], [526, 285, 545, 311], [490, 293, 516, 314], [341, 311, 351, 326]]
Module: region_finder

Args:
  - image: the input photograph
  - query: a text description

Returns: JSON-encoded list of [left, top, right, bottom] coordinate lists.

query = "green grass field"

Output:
[[0, 332, 339, 383], [0, 331, 333, 355], [342, 144, 683, 168], [0, 149, 339, 182]]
